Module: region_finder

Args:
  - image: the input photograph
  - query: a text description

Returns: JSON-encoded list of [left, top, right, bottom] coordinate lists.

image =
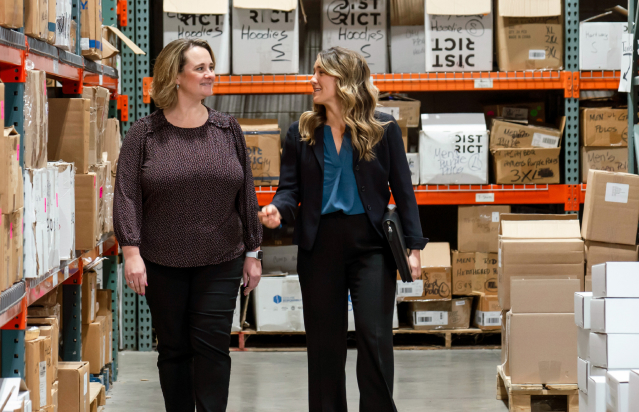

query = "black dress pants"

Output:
[[297, 212, 398, 412], [143, 256, 244, 412]]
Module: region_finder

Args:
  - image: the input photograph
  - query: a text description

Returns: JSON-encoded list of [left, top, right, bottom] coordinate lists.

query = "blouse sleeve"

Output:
[[229, 117, 263, 251], [113, 120, 146, 247]]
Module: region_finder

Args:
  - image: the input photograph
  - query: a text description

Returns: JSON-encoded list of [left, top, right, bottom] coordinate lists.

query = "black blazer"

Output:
[[271, 111, 428, 252]]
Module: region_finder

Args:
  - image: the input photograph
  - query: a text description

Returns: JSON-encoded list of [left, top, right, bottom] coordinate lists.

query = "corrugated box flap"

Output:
[[237, 118, 280, 132], [426, 0, 491, 16], [390, 0, 424, 25], [234, 0, 297, 11], [501, 219, 582, 239], [498, 0, 561, 17], [163, 0, 229, 14], [499, 214, 577, 235], [420, 242, 451, 267], [104, 26, 146, 55]]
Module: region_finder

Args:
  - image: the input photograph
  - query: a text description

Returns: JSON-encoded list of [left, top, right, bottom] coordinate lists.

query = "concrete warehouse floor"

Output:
[[107, 350, 508, 411]]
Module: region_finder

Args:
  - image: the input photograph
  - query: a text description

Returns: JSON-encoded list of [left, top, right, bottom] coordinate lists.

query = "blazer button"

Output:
[[367, 205, 372, 211], [361, 186, 365, 192], [355, 165, 360, 171]]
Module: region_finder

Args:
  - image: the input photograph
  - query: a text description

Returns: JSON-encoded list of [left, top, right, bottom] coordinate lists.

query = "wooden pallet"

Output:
[[496, 365, 579, 412], [393, 327, 500, 349]]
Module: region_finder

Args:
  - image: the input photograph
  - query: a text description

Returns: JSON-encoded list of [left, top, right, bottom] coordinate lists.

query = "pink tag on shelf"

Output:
[[44, 198, 47, 213], [56, 193, 58, 207], [100, 186, 103, 198], [10, 223, 12, 239]]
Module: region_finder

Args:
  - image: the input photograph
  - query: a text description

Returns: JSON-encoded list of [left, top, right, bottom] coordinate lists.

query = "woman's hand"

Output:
[[408, 250, 421, 282], [123, 246, 147, 296], [258, 204, 282, 229], [243, 252, 262, 296]]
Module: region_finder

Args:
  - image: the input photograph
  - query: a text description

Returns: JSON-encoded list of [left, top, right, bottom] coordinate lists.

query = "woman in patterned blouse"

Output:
[[113, 39, 263, 412]]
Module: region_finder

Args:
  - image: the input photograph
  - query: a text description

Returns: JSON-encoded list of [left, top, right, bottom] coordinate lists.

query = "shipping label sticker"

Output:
[[455, 300, 466, 306], [397, 279, 423, 297], [474, 79, 493, 89], [492, 211, 500, 222], [414, 311, 448, 326], [531, 133, 559, 148], [529, 49, 546, 60], [502, 107, 528, 121], [39, 361, 47, 407], [605, 182, 630, 203], [480, 311, 501, 326]]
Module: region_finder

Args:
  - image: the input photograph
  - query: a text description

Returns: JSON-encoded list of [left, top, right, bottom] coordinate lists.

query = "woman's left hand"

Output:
[[408, 250, 421, 282], [243, 255, 262, 296]]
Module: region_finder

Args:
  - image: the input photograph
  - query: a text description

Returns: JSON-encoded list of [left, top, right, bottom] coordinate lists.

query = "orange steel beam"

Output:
[[576, 71, 620, 97]]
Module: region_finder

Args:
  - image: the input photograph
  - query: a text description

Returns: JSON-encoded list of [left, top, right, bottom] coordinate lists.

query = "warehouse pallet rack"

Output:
[[0, 0, 131, 381]]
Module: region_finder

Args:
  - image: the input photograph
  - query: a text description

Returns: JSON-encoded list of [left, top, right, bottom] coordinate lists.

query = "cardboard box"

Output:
[[419, 113, 488, 184], [1, 127, 23, 214], [53, 162, 75, 260], [492, 147, 561, 184], [46, 165, 59, 272], [574, 292, 592, 329], [54, 0, 72, 50], [630, 370, 639, 412], [483, 102, 546, 128], [406, 153, 419, 185], [81, 316, 105, 374], [52, 380, 58, 412], [498, 214, 584, 310], [607, 371, 630, 412], [96, 289, 112, 365], [396, 279, 424, 298], [508, 312, 577, 384], [24, 70, 48, 169], [510, 278, 580, 314], [58, 362, 90, 412], [473, 293, 501, 330], [424, 2, 493, 72], [489, 118, 565, 150], [88, 163, 108, 239], [495, 0, 563, 71], [580, 108, 628, 147], [25, 336, 52, 410], [406, 297, 472, 330], [1, 212, 11, 292], [164, 11, 231, 75], [590, 332, 639, 369], [581, 147, 628, 183], [261, 245, 297, 274], [232, 4, 298, 74], [581, 170, 639, 245], [23, 168, 48, 279], [103, 119, 120, 176], [457, 205, 510, 253], [585, 241, 638, 278], [74, 173, 99, 251], [378, 94, 421, 128], [417, 242, 452, 301], [10, 208, 24, 285], [589, 376, 606, 412], [47, 0, 56, 44], [585, 275, 592, 293], [81, 88, 110, 167], [451, 251, 498, 295], [578, 326, 589, 361], [25, 0, 48, 40], [389, 0, 424, 73], [321, 0, 387, 73], [592, 262, 639, 298], [253, 275, 304, 332], [578, 357, 588, 393], [0, 0, 23, 28], [591, 298, 639, 334], [501, 309, 508, 374], [48, 99, 91, 174], [26, 317, 58, 380], [82, 270, 97, 325], [237, 119, 281, 186], [580, 22, 627, 70], [80, 0, 102, 60], [451, 251, 473, 295]]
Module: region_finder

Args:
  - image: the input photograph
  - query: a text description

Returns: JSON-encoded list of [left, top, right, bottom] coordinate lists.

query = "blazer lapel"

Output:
[[312, 126, 324, 173]]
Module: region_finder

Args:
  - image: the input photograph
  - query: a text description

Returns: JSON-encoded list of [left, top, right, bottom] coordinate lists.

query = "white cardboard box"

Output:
[[629, 370, 639, 411], [54, 0, 72, 50], [589, 375, 606, 412], [232, 6, 299, 74], [390, 25, 425, 73], [406, 153, 420, 185], [254, 275, 304, 332], [592, 262, 639, 298], [579, 22, 627, 71], [46, 164, 60, 272], [164, 12, 231, 75], [262, 245, 298, 274], [578, 357, 589, 393], [575, 292, 593, 329], [55, 162, 75, 261], [590, 332, 639, 369], [232, 291, 241, 332], [419, 113, 488, 184], [607, 370, 630, 412], [24, 169, 48, 279], [578, 326, 590, 360], [591, 298, 639, 334], [424, 6, 493, 72], [579, 388, 588, 411], [322, 0, 388, 73]]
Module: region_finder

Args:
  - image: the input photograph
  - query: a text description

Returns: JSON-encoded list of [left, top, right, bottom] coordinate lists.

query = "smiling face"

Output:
[[310, 59, 339, 107], [175, 46, 215, 100]]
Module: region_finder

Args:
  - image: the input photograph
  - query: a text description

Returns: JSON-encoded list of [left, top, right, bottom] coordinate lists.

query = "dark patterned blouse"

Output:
[[113, 107, 263, 268]]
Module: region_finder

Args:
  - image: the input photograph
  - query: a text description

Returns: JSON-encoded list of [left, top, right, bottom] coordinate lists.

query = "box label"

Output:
[[474, 79, 493, 89], [376, 106, 400, 120], [397, 279, 423, 297], [414, 311, 448, 326], [619, 33, 633, 93], [476, 310, 501, 326], [492, 212, 500, 222], [605, 182, 630, 203], [455, 300, 466, 306], [39, 361, 47, 407], [531, 133, 559, 148], [476, 193, 494, 202], [502, 107, 528, 121], [529, 49, 546, 60]]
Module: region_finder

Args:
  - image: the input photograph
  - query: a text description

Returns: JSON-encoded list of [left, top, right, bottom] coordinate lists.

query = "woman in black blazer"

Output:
[[259, 47, 427, 412]]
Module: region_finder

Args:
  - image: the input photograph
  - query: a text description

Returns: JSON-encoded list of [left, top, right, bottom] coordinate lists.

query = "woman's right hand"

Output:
[[123, 246, 147, 296], [258, 204, 282, 229]]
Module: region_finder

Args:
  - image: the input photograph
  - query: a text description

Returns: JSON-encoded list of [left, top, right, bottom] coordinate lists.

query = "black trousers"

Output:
[[297, 212, 398, 412], [143, 256, 243, 412]]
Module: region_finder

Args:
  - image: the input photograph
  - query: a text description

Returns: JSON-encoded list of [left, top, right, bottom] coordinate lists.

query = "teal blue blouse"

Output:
[[321, 126, 365, 215]]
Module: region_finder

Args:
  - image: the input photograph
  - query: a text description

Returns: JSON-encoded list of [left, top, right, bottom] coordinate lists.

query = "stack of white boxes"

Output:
[[576, 262, 639, 411]]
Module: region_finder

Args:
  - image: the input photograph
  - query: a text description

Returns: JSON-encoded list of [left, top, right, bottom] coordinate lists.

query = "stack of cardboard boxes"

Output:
[[24, 327, 55, 412], [238, 119, 281, 188], [499, 214, 583, 384], [580, 108, 629, 182], [81, 270, 113, 375]]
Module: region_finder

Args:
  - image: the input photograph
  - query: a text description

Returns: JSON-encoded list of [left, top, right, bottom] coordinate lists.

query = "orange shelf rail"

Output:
[[83, 72, 118, 93], [574, 71, 621, 97]]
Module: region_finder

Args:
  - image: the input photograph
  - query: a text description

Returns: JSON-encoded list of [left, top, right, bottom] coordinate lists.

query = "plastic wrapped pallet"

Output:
[[81, 87, 110, 167], [54, 0, 72, 50], [104, 118, 121, 176], [24, 70, 48, 169]]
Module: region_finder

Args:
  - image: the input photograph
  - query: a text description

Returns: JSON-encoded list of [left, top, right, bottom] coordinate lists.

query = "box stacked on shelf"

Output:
[[581, 170, 639, 290], [24, 326, 54, 411], [0, 0, 23, 29], [80, 0, 103, 60], [579, 9, 626, 71], [378, 93, 420, 153], [389, 0, 424, 73], [580, 108, 628, 182], [238, 119, 281, 187], [25, 0, 49, 42]]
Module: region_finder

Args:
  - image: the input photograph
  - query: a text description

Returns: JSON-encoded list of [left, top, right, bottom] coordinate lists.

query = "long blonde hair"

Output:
[[299, 47, 389, 161]]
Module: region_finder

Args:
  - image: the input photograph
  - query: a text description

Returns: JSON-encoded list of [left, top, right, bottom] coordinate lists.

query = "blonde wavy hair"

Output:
[[150, 39, 216, 110], [299, 47, 389, 161]]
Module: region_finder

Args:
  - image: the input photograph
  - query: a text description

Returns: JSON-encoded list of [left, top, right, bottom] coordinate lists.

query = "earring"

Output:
[[176, 84, 180, 89]]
